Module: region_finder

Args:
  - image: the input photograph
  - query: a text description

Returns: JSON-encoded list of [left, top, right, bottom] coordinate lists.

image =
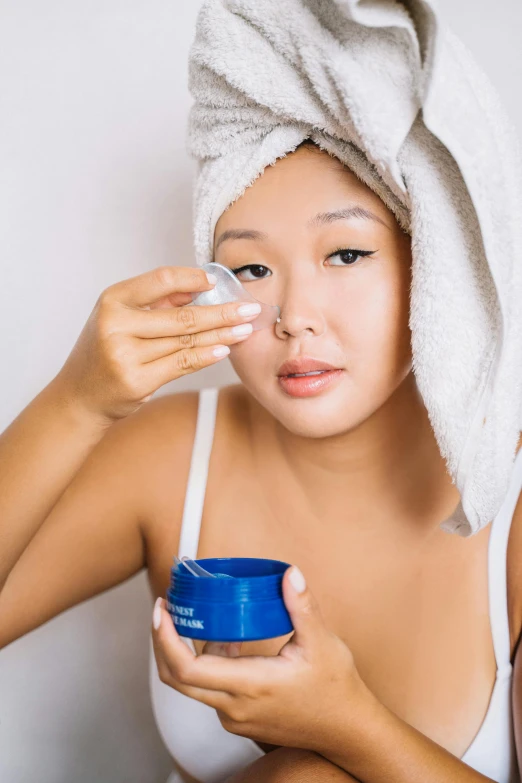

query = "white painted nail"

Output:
[[231, 323, 253, 335], [237, 303, 262, 316], [289, 566, 306, 594], [206, 272, 217, 285], [153, 597, 163, 630], [213, 345, 231, 357]]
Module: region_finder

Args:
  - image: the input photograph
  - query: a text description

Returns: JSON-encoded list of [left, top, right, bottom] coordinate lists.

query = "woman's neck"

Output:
[[245, 373, 461, 540]]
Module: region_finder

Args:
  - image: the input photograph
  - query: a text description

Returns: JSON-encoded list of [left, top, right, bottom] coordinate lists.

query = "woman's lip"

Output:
[[277, 369, 344, 398]]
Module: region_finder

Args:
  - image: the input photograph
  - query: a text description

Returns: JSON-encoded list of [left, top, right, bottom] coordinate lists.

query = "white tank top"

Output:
[[149, 387, 522, 783]]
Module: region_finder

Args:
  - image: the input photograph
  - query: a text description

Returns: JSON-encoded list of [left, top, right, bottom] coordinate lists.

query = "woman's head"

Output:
[[213, 142, 413, 438]]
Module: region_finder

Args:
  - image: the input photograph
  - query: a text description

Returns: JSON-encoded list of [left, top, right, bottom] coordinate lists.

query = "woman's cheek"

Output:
[[338, 273, 411, 390], [229, 333, 274, 384]]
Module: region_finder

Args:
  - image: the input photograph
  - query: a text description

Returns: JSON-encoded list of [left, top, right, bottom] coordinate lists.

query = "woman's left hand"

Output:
[[151, 565, 371, 753]]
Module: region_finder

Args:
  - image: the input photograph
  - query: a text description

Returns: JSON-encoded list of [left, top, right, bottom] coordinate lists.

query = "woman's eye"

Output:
[[229, 251, 376, 279], [326, 248, 376, 266], [230, 264, 271, 282]]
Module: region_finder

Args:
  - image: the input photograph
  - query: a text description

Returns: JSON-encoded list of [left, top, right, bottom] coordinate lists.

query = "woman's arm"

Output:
[[225, 747, 362, 782], [0, 389, 199, 650], [223, 693, 499, 783], [318, 687, 497, 782], [0, 376, 113, 592], [0, 263, 257, 648], [0, 387, 156, 650], [222, 695, 502, 783]]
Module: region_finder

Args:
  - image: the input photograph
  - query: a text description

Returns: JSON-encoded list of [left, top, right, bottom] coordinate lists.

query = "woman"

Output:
[[4, 0, 522, 773], [1, 138, 522, 783]]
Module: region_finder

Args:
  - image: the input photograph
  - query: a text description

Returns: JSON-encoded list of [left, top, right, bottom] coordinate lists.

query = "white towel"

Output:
[[186, 0, 522, 537]]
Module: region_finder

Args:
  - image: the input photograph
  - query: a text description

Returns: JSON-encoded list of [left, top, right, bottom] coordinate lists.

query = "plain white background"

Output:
[[0, 1, 521, 781]]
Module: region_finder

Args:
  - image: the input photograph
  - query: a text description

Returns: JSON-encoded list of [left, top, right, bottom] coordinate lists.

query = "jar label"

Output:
[[167, 600, 205, 630]]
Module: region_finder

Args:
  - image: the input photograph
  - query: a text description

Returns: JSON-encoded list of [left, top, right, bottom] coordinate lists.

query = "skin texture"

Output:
[[1, 144, 522, 783], [223, 747, 361, 782]]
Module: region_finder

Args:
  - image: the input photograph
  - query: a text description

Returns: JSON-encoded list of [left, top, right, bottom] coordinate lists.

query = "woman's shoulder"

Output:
[[129, 382, 246, 441], [120, 382, 244, 442], [119, 382, 246, 510]]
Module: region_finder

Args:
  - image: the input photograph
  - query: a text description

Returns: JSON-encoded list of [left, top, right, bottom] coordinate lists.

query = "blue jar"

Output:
[[166, 557, 294, 642]]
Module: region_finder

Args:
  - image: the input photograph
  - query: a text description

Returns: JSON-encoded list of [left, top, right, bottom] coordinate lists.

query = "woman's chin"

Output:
[[263, 376, 366, 439]]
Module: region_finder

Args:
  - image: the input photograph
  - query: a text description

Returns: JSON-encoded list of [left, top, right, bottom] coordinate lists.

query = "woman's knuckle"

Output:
[[108, 338, 130, 365], [255, 682, 272, 699], [153, 265, 174, 288], [158, 671, 169, 686], [219, 713, 239, 734], [157, 663, 172, 686], [301, 598, 314, 617], [178, 331, 197, 349], [99, 339, 122, 375], [228, 703, 247, 724], [189, 268, 205, 288], [176, 350, 198, 373], [175, 660, 194, 685], [177, 305, 197, 330], [220, 304, 234, 324], [119, 367, 143, 396], [96, 307, 117, 339]]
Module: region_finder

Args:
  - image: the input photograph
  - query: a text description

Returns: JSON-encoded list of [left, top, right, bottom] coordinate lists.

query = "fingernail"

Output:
[[231, 323, 253, 335], [213, 345, 230, 357], [153, 597, 163, 630], [237, 303, 262, 316], [289, 566, 306, 594], [206, 272, 217, 285]]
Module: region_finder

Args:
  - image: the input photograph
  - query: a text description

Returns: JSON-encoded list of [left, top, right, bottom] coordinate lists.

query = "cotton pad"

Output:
[[188, 262, 280, 331]]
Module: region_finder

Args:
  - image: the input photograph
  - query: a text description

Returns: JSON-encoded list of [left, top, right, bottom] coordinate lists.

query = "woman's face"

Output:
[[213, 145, 413, 438]]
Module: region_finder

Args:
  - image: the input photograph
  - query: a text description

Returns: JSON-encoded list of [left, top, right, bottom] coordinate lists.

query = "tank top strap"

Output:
[[177, 387, 219, 561], [487, 443, 522, 672]]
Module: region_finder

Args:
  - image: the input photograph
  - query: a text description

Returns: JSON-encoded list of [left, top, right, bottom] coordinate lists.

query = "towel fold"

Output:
[[187, 0, 522, 536]]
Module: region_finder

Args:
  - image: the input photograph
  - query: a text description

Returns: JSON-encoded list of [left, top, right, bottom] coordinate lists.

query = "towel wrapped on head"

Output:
[[187, 0, 522, 537]]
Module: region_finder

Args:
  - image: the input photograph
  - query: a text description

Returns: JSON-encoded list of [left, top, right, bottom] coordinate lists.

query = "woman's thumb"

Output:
[[282, 565, 323, 647]]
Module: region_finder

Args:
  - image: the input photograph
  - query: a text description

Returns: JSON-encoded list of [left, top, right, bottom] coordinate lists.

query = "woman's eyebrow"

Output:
[[215, 207, 391, 250], [215, 228, 268, 250], [308, 207, 391, 231]]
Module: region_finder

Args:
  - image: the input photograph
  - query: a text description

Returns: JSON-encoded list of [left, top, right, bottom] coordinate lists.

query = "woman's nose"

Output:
[[274, 275, 326, 338]]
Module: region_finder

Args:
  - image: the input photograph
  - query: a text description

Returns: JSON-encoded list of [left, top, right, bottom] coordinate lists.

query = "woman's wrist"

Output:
[[46, 374, 116, 432], [319, 682, 384, 771], [312, 673, 380, 770]]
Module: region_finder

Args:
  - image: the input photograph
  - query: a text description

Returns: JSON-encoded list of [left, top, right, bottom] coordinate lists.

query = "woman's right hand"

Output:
[[53, 265, 260, 423]]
